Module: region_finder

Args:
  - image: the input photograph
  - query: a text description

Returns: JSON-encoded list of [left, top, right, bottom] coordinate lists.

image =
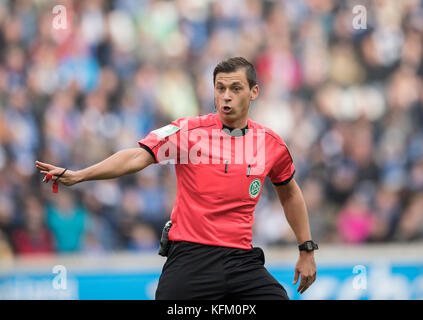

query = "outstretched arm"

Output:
[[273, 178, 317, 294], [35, 148, 155, 186]]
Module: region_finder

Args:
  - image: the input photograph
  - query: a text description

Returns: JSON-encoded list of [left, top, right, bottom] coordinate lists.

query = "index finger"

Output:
[[35, 161, 52, 170], [293, 269, 300, 285]]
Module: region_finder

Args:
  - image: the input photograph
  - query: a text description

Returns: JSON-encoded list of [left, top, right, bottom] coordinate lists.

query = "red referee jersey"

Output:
[[138, 113, 295, 249]]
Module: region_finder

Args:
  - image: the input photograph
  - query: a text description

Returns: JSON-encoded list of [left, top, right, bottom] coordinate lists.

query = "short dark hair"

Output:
[[213, 57, 257, 89]]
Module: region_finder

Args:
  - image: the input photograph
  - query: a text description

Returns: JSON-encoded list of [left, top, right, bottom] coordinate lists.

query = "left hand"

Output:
[[293, 251, 317, 294]]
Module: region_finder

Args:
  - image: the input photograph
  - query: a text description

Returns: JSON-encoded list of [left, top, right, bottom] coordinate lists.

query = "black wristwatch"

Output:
[[298, 240, 318, 252]]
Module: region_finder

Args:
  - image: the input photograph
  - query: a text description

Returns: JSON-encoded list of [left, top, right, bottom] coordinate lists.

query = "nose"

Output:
[[223, 89, 231, 101]]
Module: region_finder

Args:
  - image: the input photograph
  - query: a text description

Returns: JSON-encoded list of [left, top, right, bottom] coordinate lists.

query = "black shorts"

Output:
[[155, 241, 289, 300]]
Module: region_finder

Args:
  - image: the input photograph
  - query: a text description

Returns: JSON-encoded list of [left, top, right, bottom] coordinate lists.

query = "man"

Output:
[[35, 57, 317, 299]]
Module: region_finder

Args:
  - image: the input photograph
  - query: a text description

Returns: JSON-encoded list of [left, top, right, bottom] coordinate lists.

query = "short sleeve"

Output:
[[267, 143, 296, 185], [138, 122, 181, 164]]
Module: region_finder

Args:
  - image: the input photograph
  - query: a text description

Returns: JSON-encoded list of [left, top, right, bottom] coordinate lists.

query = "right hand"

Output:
[[35, 161, 80, 186]]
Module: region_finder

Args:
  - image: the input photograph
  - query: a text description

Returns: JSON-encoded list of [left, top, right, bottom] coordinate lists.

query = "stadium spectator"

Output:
[[11, 196, 54, 255], [336, 191, 376, 244], [368, 185, 402, 242], [0, 230, 13, 263], [394, 194, 423, 241], [46, 190, 87, 253], [127, 221, 160, 252]]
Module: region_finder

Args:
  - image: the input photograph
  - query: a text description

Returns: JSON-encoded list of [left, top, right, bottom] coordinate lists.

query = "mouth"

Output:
[[222, 106, 232, 114]]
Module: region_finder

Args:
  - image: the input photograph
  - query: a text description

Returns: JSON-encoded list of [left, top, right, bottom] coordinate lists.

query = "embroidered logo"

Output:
[[249, 179, 261, 198]]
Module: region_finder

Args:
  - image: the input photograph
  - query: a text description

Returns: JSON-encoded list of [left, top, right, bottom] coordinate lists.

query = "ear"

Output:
[[250, 84, 259, 101]]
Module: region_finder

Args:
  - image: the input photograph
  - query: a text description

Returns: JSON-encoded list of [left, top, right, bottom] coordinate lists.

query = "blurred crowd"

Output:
[[0, 0, 423, 259]]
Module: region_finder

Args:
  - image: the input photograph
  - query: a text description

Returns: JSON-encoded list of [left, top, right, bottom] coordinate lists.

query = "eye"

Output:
[[233, 87, 240, 92]]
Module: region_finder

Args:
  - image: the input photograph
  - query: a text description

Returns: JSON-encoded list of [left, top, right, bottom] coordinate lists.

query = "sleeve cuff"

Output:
[[140, 144, 157, 162], [272, 170, 295, 186]]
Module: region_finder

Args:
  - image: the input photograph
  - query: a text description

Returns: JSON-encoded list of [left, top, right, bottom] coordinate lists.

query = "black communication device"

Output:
[[158, 220, 172, 257]]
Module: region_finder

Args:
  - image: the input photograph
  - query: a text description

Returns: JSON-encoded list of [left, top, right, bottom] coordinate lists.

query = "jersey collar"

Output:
[[214, 113, 251, 137]]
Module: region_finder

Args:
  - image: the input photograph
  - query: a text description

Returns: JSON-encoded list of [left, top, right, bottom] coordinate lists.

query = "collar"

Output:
[[214, 113, 250, 137], [222, 124, 249, 137]]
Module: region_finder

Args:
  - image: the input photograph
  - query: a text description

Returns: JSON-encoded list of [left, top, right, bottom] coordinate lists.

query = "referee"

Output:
[[36, 57, 317, 300]]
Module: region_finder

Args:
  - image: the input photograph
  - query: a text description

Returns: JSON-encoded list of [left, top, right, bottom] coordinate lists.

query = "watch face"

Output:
[[307, 242, 313, 250]]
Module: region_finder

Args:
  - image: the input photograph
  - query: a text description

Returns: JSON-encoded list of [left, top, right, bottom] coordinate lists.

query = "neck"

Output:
[[218, 115, 248, 130]]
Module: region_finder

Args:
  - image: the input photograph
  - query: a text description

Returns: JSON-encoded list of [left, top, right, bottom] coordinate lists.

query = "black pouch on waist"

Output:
[[158, 220, 172, 257]]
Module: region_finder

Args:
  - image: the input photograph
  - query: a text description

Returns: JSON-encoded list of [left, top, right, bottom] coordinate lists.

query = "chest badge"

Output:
[[249, 179, 262, 198]]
